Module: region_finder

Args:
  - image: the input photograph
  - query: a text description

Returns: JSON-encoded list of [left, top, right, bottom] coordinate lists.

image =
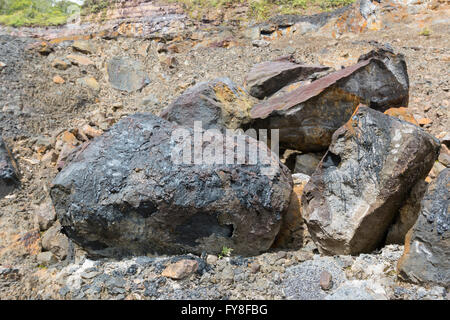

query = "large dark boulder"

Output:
[[0, 137, 19, 198], [301, 106, 439, 255], [397, 169, 449, 286], [160, 78, 253, 131], [50, 113, 292, 257], [244, 56, 329, 99], [250, 48, 409, 152]]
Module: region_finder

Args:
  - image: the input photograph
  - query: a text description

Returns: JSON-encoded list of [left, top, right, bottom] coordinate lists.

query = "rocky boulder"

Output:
[[244, 56, 329, 99], [397, 169, 449, 286], [250, 49, 409, 152], [106, 56, 150, 92], [0, 137, 19, 198], [50, 113, 292, 257], [385, 180, 427, 245], [160, 78, 253, 130], [302, 106, 439, 255]]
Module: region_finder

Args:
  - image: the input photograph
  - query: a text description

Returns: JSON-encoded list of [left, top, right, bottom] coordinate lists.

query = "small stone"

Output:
[[438, 145, 450, 167], [159, 55, 178, 68], [76, 77, 100, 91], [37, 251, 58, 266], [81, 270, 100, 279], [206, 255, 218, 265], [67, 54, 94, 66], [72, 40, 95, 54], [252, 40, 270, 48], [167, 44, 180, 53], [293, 251, 314, 262], [41, 222, 70, 260], [250, 262, 261, 274], [59, 131, 79, 146], [221, 266, 235, 283], [52, 58, 71, 70], [161, 259, 198, 280], [0, 61, 6, 71], [53, 75, 65, 84], [79, 124, 103, 140], [34, 199, 56, 231], [437, 132, 450, 148], [320, 271, 333, 290]]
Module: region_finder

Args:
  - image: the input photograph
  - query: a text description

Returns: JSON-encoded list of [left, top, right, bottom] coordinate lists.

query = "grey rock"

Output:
[[41, 222, 70, 260], [386, 180, 427, 244], [251, 40, 270, 48], [320, 270, 333, 290], [0, 137, 19, 198], [34, 199, 56, 231], [325, 281, 387, 300], [302, 106, 440, 255], [50, 113, 292, 257], [106, 56, 150, 92], [294, 152, 324, 176], [37, 251, 58, 266], [161, 78, 253, 130], [398, 168, 449, 286]]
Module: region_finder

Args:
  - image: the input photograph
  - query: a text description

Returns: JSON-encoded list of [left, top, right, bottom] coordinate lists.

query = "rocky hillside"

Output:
[[0, 0, 449, 300]]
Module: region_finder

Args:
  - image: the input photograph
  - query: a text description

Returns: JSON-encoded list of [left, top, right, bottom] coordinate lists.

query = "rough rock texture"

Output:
[[385, 180, 427, 245], [244, 56, 328, 99], [397, 169, 449, 286], [50, 113, 292, 258], [41, 222, 70, 260], [0, 137, 19, 198], [294, 153, 323, 176], [106, 56, 150, 92], [273, 173, 310, 249], [302, 106, 440, 255], [384, 107, 418, 126], [162, 259, 199, 280], [250, 49, 409, 152], [160, 78, 253, 130]]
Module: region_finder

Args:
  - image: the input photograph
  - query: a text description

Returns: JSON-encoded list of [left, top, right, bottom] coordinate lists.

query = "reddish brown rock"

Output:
[[302, 106, 439, 255], [245, 56, 329, 99], [250, 49, 409, 152]]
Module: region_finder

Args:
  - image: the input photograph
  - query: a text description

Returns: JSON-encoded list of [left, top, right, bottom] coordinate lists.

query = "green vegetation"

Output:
[[0, 0, 80, 27], [81, 0, 117, 15], [419, 27, 431, 36], [171, 0, 355, 21], [218, 246, 234, 259], [0, 0, 355, 27]]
